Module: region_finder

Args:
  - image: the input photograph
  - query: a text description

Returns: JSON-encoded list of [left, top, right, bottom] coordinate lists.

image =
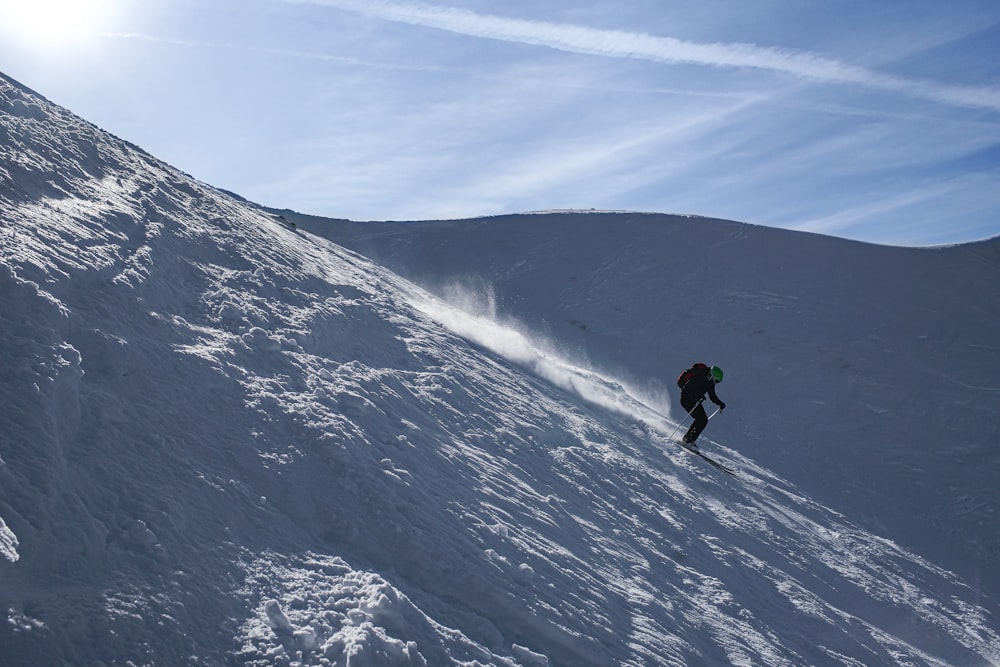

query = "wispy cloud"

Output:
[[287, 0, 1000, 112], [795, 184, 956, 235], [98, 31, 450, 73], [792, 172, 1000, 243]]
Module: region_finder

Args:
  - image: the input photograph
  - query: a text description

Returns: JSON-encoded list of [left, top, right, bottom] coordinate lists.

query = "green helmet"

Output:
[[710, 365, 724, 383]]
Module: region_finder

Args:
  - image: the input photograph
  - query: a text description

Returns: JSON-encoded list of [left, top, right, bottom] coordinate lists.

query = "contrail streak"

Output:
[[287, 0, 1000, 112]]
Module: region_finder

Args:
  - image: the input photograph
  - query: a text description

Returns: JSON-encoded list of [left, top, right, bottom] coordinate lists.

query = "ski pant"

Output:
[[681, 395, 708, 443]]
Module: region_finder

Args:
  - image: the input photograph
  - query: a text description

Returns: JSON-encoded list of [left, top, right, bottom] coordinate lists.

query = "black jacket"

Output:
[[680, 367, 723, 406]]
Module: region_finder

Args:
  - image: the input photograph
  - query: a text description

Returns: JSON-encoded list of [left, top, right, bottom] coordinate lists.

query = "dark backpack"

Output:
[[677, 363, 708, 388]]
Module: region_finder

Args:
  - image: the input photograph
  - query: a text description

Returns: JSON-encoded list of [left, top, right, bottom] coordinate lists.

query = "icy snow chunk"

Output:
[[0, 516, 19, 562], [216, 300, 245, 323], [346, 608, 369, 626], [512, 643, 550, 666], [264, 599, 296, 635], [242, 327, 282, 352], [515, 563, 535, 582], [294, 625, 318, 652]]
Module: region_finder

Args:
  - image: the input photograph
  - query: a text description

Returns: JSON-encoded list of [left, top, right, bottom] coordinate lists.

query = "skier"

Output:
[[676, 363, 726, 447]]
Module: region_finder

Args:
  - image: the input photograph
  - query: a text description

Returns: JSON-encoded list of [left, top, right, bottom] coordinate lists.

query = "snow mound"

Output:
[[238, 553, 524, 666]]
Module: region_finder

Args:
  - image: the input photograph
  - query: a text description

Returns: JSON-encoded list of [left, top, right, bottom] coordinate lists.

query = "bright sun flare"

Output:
[[0, 0, 115, 48]]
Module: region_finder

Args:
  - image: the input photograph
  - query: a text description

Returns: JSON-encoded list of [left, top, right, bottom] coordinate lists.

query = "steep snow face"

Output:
[[286, 210, 1000, 602], [2, 72, 999, 666]]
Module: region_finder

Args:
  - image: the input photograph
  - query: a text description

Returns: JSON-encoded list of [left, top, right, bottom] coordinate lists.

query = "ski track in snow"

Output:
[[2, 73, 1000, 666]]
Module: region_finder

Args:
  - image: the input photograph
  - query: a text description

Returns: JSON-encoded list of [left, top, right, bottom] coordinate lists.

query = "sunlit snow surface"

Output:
[[1, 73, 999, 666]]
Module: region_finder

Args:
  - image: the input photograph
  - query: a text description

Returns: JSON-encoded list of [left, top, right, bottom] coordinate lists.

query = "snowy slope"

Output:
[[282, 210, 1000, 605], [2, 72, 999, 666]]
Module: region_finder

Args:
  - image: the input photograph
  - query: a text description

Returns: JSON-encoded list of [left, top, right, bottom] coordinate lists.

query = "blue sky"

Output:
[[2, 0, 999, 245]]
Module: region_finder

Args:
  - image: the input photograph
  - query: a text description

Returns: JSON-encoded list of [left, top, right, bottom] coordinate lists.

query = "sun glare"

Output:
[[0, 0, 116, 49]]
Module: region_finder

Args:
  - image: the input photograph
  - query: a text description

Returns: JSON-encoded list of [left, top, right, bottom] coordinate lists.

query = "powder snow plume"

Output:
[[408, 281, 676, 431]]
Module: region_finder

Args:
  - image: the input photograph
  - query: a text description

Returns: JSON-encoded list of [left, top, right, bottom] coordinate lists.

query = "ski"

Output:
[[636, 421, 737, 476], [677, 441, 736, 476]]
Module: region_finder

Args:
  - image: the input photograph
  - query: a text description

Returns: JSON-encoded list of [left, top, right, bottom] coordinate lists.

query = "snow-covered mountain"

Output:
[[2, 71, 998, 666], [278, 207, 1000, 608]]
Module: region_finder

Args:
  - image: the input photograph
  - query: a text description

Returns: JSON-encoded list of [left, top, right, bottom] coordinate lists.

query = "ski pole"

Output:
[[666, 398, 704, 442]]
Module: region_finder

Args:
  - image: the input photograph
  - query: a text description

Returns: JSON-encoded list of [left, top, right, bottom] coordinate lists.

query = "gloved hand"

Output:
[[718, 402, 726, 411]]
